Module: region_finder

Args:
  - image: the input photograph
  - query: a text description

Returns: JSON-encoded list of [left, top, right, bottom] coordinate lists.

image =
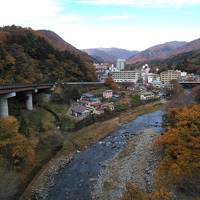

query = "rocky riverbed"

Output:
[[92, 129, 162, 200], [22, 109, 164, 200], [46, 110, 164, 200], [27, 155, 73, 200]]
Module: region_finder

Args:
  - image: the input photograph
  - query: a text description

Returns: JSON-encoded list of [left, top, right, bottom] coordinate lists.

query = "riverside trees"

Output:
[[155, 105, 200, 198], [121, 104, 200, 200]]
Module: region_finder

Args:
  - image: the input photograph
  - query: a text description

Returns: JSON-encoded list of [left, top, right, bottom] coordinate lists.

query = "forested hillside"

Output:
[[127, 41, 186, 64], [37, 30, 93, 63], [153, 49, 200, 74], [0, 25, 96, 83], [127, 49, 200, 74]]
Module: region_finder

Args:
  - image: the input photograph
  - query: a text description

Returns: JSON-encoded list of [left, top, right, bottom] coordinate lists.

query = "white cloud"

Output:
[[0, 0, 199, 51], [56, 24, 200, 51], [0, 0, 85, 27], [97, 15, 133, 20], [0, 0, 60, 25], [77, 0, 200, 7]]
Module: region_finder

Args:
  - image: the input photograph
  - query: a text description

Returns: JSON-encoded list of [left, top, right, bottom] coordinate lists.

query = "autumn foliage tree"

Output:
[[120, 182, 171, 200], [155, 105, 200, 197], [0, 116, 35, 168], [104, 76, 118, 91], [0, 25, 96, 83], [121, 105, 200, 200]]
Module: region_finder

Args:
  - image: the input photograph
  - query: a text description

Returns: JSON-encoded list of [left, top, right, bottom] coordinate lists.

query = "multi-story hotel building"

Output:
[[116, 59, 126, 71], [111, 71, 140, 83], [160, 70, 181, 83]]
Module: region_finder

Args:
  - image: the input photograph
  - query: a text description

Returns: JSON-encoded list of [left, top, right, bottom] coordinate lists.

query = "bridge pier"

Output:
[[0, 92, 16, 118], [26, 93, 33, 111]]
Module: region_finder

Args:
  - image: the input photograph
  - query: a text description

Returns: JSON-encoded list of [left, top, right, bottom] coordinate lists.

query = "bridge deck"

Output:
[[0, 83, 54, 95]]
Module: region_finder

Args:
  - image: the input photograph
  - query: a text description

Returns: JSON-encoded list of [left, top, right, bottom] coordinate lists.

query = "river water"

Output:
[[48, 109, 164, 200]]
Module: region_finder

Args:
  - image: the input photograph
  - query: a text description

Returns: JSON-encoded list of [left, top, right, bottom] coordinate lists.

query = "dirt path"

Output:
[[92, 129, 162, 200]]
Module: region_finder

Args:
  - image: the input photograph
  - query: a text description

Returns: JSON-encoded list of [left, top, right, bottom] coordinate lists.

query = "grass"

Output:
[[45, 103, 75, 131], [46, 103, 69, 117], [20, 108, 57, 134], [66, 117, 120, 150]]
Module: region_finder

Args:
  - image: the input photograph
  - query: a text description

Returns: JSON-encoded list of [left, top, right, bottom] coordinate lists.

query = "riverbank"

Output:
[[92, 129, 162, 200], [20, 100, 166, 200]]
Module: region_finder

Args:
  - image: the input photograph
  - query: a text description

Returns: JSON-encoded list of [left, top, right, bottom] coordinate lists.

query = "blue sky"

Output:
[[0, 0, 200, 50]]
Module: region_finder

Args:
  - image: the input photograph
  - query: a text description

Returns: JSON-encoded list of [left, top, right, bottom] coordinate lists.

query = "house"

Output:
[[111, 94, 119, 101], [140, 92, 155, 101], [103, 102, 115, 111], [103, 90, 113, 99], [80, 93, 94, 101], [152, 80, 164, 88], [70, 104, 90, 118], [92, 106, 105, 115]]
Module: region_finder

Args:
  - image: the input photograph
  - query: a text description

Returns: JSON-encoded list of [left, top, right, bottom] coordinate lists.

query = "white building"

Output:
[[103, 90, 113, 99], [116, 59, 126, 71], [140, 92, 155, 101], [140, 64, 159, 84], [109, 65, 120, 72], [141, 64, 150, 74], [147, 73, 160, 83], [111, 71, 140, 83]]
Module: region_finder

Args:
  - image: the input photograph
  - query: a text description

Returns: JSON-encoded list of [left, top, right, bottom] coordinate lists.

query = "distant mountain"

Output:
[[127, 41, 187, 64], [83, 48, 139, 63], [127, 39, 200, 74], [37, 30, 93, 62], [147, 49, 200, 74], [172, 38, 200, 56], [0, 25, 96, 83]]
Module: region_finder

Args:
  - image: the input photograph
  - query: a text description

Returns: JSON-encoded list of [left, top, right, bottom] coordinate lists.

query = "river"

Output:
[[47, 109, 164, 200]]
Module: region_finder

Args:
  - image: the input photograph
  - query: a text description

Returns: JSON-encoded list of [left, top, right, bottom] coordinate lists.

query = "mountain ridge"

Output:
[[37, 30, 93, 62], [83, 47, 139, 63], [127, 41, 187, 64]]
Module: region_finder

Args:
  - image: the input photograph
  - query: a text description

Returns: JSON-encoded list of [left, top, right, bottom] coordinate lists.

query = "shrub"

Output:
[[131, 94, 142, 107], [0, 116, 35, 168], [155, 105, 200, 197]]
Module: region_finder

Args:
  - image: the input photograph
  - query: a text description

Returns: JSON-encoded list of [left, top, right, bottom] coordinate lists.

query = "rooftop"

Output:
[[71, 104, 88, 113]]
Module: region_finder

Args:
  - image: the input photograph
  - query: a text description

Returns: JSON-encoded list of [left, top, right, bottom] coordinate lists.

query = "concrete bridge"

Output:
[[179, 81, 200, 88], [0, 82, 104, 118], [179, 81, 200, 84], [0, 83, 54, 118], [63, 82, 104, 86]]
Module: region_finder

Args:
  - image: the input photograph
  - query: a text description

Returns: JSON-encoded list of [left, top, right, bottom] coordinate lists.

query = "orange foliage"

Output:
[[120, 182, 172, 200], [156, 105, 200, 195], [104, 76, 118, 91], [0, 116, 35, 169], [149, 188, 171, 200]]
